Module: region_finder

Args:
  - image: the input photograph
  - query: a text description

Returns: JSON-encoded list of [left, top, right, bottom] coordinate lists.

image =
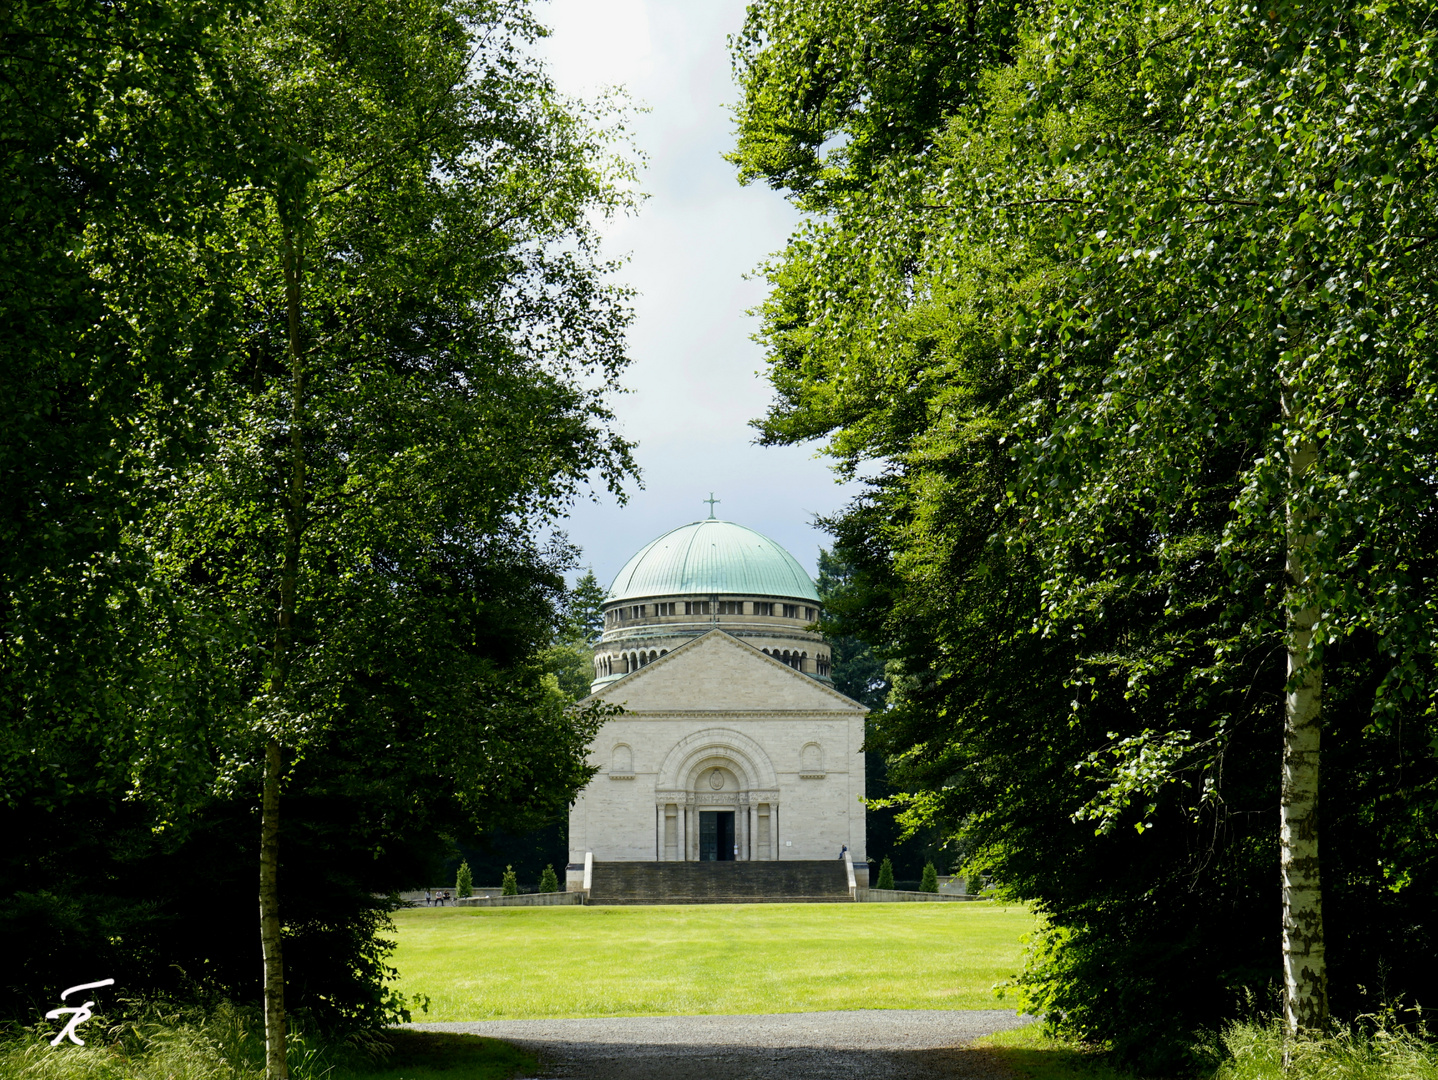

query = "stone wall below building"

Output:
[[854, 887, 981, 902], [455, 891, 583, 908]]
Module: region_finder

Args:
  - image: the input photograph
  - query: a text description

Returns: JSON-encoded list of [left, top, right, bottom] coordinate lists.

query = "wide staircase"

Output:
[[587, 860, 852, 904]]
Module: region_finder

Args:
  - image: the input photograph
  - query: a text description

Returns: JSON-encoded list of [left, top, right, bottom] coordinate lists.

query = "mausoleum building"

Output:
[[567, 515, 869, 894]]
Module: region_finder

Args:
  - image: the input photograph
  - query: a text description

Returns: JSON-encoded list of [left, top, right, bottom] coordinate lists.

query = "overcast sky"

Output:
[[534, 0, 862, 589]]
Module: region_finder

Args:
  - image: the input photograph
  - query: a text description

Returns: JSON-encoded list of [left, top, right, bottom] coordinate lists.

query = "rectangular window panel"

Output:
[[754, 602, 773, 616]]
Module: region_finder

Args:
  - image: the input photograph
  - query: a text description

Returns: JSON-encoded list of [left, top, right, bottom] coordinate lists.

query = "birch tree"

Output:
[[2, 0, 629, 1031], [133, 1, 633, 1073], [731, 0, 1438, 1053]]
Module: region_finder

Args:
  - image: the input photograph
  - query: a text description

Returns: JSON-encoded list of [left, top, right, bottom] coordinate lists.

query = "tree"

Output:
[[538, 864, 559, 893], [114, 0, 628, 1069], [456, 862, 473, 899], [568, 570, 609, 644], [542, 570, 610, 701], [732, 0, 1438, 1061], [919, 862, 938, 894], [816, 550, 889, 712], [201, 0, 624, 1067], [1, 0, 632, 1038], [970, 1, 1438, 1035], [876, 857, 895, 890], [501, 865, 519, 896], [0, 0, 261, 840]]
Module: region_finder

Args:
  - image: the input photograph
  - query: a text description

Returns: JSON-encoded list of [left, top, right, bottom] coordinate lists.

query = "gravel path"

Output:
[[409, 1009, 1033, 1080]]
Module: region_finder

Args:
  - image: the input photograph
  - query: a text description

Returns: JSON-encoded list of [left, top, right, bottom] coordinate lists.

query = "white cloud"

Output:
[[537, 0, 654, 92], [535, 0, 862, 586]]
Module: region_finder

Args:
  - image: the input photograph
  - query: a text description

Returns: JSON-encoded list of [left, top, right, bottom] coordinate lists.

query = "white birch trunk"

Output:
[[1282, 432, 1328, 1036], [259, 739, 287, 1080], [261, 218, 306, 1080]]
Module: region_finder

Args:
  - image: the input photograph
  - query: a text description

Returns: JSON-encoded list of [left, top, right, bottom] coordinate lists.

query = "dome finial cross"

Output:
[[704, 493, 720, 519]]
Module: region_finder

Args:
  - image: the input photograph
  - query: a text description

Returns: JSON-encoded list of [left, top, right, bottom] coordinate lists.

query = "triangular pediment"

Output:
[[584, 630, 867, 714]]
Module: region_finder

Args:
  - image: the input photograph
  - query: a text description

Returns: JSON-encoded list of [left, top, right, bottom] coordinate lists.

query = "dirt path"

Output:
[[410, 1008, 1031, 1079]]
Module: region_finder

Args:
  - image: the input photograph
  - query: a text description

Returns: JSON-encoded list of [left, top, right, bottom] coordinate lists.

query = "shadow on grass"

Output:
[[974, 1025, 1139, 1080], [338, 1031, 534, 1080]]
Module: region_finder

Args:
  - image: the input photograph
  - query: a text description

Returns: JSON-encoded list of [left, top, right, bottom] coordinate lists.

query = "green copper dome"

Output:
[[607, 520, 820, 604]]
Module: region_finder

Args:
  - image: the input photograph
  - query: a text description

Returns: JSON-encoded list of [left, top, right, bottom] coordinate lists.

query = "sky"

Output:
[[533, 0, 863, 589]]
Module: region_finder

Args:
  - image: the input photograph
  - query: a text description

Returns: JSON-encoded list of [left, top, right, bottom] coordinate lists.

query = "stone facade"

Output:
[[567, 630, 869, 888]]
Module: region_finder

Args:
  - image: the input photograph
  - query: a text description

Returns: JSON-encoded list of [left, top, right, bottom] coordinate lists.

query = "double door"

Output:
[[698, 810, 735, 861]]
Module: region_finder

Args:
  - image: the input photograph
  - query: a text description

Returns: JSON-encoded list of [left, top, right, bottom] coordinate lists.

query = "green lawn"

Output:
[[392, 902, 1036, 1021], [336, 1031, 534, 1080]]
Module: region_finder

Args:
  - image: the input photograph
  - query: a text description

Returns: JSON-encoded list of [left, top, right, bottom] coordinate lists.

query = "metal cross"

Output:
[[704, 493, 720, 518]]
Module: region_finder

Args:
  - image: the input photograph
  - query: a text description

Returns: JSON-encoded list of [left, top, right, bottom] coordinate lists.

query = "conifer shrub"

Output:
[[920, 861, 938, 893], [538, 865, 558, 893], [501, 865, 518, 896], [876, 857, 895, 890], [455, 861, 472, 898]]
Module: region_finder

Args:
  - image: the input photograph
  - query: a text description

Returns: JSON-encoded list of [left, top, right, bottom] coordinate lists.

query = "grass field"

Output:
[[392, 902, 1036, 1022]]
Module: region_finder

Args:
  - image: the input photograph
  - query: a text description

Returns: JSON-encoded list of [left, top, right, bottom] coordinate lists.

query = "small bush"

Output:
[[455, 861, 473, 899], [538, 865, 558, 893], [500, 866, 518, 896], [876, 858, 895, 890], [919, 862, 938, 893]]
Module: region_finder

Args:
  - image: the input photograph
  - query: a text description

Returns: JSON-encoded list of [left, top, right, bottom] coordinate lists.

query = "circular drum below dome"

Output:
[[589, 518, 832, 692]]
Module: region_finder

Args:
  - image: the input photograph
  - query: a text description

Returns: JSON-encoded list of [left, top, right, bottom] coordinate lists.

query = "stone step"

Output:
[[588, 860, 852, 904]]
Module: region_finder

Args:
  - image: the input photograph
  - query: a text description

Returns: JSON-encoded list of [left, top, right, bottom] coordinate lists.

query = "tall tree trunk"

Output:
[[1281, 424, 1328, 1037], [261, 219, 306, 1080], [259, 738, 287, 1080]]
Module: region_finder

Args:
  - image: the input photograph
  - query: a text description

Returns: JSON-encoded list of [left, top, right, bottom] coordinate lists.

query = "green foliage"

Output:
[[729, 0, 1025, 209], [542, 643, 597, 703], [731, 0, 1438, 1065], [566, 571, 609, 645], [539, 571, 610, 700], [455, 863, 472, 900], [1, 0, 261, 823], [876, 858, 895, 890], [537, 866, 558, 894], [919, 862, 939, 893], [500, 867, 518, 897], [2, 0, 632, 1031], [816, 550, 889, 712]]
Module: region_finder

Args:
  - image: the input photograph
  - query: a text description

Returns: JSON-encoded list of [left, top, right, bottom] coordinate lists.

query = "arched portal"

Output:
[[654, 729, 780, 863]]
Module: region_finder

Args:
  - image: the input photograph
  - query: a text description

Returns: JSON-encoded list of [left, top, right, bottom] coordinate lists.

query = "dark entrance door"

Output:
[[699, 811, 735, 861]]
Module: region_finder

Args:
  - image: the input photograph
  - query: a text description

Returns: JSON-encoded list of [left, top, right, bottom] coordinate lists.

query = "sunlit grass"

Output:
[[0, 1008, 532, 1080], [392, 902, 1037, 1021]]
